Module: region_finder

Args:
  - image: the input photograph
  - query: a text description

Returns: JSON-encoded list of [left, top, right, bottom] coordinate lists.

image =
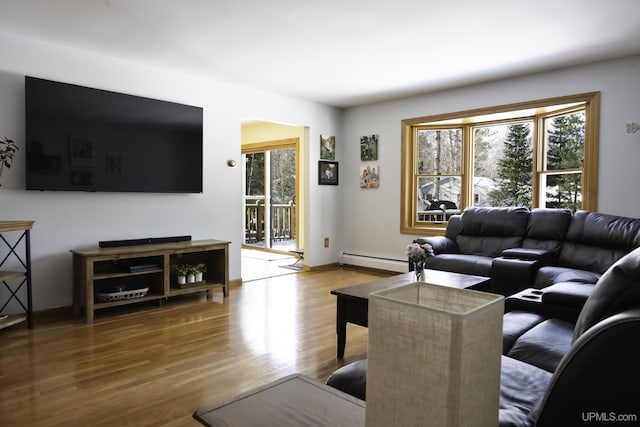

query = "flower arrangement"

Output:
[[406, 242, 434, 264], [406, 242, 434, 281]]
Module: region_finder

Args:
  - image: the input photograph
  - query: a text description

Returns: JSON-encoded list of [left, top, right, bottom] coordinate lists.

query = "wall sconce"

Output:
[[226, 159, 238, 168], [626, 122, 639, 134]]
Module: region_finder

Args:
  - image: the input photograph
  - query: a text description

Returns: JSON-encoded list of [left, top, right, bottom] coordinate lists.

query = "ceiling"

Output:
[[1, 0, 640, 108]]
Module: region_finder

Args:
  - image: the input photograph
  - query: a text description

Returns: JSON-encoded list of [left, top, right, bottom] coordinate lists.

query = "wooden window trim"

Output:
[[401, 92, 600, 236]]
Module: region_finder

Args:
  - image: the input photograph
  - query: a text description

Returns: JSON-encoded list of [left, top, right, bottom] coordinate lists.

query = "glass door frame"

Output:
[[242, 138, 299, 253]]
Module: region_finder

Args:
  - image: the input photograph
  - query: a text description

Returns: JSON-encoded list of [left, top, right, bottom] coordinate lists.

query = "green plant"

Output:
[[194, 263, 207, 274], [0, 137, 18, 185], [175, 264, 190, 277]]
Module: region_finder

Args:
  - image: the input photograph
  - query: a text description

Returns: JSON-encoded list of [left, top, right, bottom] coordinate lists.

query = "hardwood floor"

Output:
[[0, 267, 390, 426]]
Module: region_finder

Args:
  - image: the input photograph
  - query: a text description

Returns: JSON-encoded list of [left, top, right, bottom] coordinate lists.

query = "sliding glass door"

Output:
[[243, 144, 297, 252]]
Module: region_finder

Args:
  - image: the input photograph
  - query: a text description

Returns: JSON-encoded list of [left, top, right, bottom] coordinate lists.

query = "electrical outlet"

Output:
[[324, 237, 329, 248]]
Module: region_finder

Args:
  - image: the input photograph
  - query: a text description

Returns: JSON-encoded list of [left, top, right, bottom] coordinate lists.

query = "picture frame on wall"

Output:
[[360, 164, 379, 188], [320, 135, 336, 160], [360, 134, 378, 161], [318, 160, 339, 185]]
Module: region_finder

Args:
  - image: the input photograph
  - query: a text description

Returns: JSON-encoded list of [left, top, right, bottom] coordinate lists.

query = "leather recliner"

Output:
[[327, 247, 640, 426]]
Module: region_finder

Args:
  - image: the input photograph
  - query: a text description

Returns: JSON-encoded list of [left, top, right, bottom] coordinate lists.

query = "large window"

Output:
[[401, 92, 600, 235]]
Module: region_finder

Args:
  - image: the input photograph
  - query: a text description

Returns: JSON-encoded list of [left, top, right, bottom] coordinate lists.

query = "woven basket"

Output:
[[97, 287, 149, 302]]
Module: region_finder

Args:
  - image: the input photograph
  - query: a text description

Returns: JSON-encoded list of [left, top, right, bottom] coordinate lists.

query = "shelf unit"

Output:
[[0, 221, 34, 330], [71, 239, 229, 323]]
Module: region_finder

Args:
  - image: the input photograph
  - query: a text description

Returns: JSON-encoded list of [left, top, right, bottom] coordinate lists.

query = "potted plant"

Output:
[[0, 137, 18, 186], [194, 263, 207, 282], [186, 264, 198, 283], [175, 264, 190, 285]]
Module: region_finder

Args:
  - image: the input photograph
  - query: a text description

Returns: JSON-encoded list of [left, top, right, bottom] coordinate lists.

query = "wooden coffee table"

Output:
[[330, 270, 490, 358], [193, 374, 365, 426]]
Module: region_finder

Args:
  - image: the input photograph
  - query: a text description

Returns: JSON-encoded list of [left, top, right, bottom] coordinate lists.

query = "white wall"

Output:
[[3, 31, 638, 313], [0, 32, 342, 311], [341, 55, 640, 266]]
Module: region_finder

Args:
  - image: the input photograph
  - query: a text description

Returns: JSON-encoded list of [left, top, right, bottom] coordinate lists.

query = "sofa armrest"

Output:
[[326, 359, 367, 401], [502, 247, 558, 264], [491, 257, 540, 296], [505, 283, 593, 323], [541, 282, 594, 308], [414, 236, 458, 254]]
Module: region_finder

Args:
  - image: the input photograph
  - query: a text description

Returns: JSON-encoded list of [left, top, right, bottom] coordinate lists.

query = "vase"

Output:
[[413, 262, 425, 282], [177, 275, 186, 285], [187, 274, 196, 283], [195, 272, 203, 282]]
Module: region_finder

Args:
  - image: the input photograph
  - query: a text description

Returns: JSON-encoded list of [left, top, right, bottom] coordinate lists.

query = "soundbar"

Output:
[[99, 235, 192, 248]]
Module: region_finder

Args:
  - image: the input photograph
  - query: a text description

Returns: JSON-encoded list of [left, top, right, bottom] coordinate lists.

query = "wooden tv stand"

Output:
[[71, 239, 230, 323]]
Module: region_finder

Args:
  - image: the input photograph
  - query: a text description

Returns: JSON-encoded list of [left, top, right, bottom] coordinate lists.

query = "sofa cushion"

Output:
[[533, 266, 600, 288], [499, 355, 552, 427], [522, 208, 571, 254], [424, 253, 493, 277], [455, 207, 528, 257], [505, 318, 574, 373], [459, 206, 529, 237], [502, 311, 547, 353], [559, 210, 640, 274], [457, 235, 524, 257], [573, 246, 640, 340]]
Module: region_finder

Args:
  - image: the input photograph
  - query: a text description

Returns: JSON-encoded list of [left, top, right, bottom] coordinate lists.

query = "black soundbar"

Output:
[[99, 235, 192, 248]]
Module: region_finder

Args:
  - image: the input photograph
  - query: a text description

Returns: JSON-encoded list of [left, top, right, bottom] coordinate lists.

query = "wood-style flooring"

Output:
[[0, 267, 390, 426]]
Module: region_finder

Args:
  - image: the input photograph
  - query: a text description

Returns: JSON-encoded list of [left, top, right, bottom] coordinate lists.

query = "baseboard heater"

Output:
[[340, 252, 408, 273]]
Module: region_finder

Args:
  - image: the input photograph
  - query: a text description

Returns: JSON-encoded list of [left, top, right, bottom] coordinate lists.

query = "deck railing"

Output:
[[245, 199, 296, 244]]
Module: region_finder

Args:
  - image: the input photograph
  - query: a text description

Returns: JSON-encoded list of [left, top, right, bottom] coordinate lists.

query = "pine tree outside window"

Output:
[[401, 93, 600, 235]]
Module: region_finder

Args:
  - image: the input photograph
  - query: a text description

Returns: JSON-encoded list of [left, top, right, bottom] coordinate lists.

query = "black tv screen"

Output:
[[25, 76, 203, 193]]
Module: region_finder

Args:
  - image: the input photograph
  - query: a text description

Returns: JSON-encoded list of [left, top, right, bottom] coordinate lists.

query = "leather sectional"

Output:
[[414, 207, 640, 295], [326, 247, 640, 426]]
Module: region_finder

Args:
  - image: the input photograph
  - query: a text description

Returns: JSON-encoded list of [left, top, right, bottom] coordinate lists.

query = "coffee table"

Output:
[[193, 374, 365, 426], [330, 270, 490, 358]]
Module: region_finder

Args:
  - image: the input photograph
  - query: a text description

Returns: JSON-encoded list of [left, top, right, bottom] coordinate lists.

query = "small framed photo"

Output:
[[320, 135, 336, 160], [360, 164, 379, 188], [318, 161, 339, 185], [360, 134, 378, 161]]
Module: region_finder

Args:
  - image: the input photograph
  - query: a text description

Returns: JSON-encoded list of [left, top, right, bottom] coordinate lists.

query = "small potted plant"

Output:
[[194, 263, 207, 282], [186, 264, 198, 283], [0, 137, 18, 187], [175, 264, 190, 285]]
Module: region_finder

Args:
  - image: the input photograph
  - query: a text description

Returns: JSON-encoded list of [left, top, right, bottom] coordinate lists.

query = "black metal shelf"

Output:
[[0, 221, 34, 329]]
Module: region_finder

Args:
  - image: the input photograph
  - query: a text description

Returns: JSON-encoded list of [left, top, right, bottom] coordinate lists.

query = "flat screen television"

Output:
[[25, 76, 203, 193]]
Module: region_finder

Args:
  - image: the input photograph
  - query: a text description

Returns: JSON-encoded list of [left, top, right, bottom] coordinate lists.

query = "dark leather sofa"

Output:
[[414, 207, 640, 295], [326, 247, 640, 426]]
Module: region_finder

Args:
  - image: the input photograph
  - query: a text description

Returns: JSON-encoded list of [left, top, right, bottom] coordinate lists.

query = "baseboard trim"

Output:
[[305, 262, 340, 272], [340, 264, 398, 276]]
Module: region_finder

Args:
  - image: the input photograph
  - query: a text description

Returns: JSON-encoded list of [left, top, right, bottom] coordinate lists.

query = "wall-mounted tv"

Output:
[[25, 76, 203, 193]]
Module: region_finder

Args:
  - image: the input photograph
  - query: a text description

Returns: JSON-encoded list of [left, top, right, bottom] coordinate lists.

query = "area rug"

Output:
[[243, 250, 295, 262], [280, 263, 303, 271]]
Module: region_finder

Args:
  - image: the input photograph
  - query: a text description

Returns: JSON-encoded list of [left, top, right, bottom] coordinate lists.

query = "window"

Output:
[[401, 92, 600, 235]]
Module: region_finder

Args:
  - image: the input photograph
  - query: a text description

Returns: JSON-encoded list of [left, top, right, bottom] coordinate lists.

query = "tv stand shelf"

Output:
[[71, 239, 229, 323]]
